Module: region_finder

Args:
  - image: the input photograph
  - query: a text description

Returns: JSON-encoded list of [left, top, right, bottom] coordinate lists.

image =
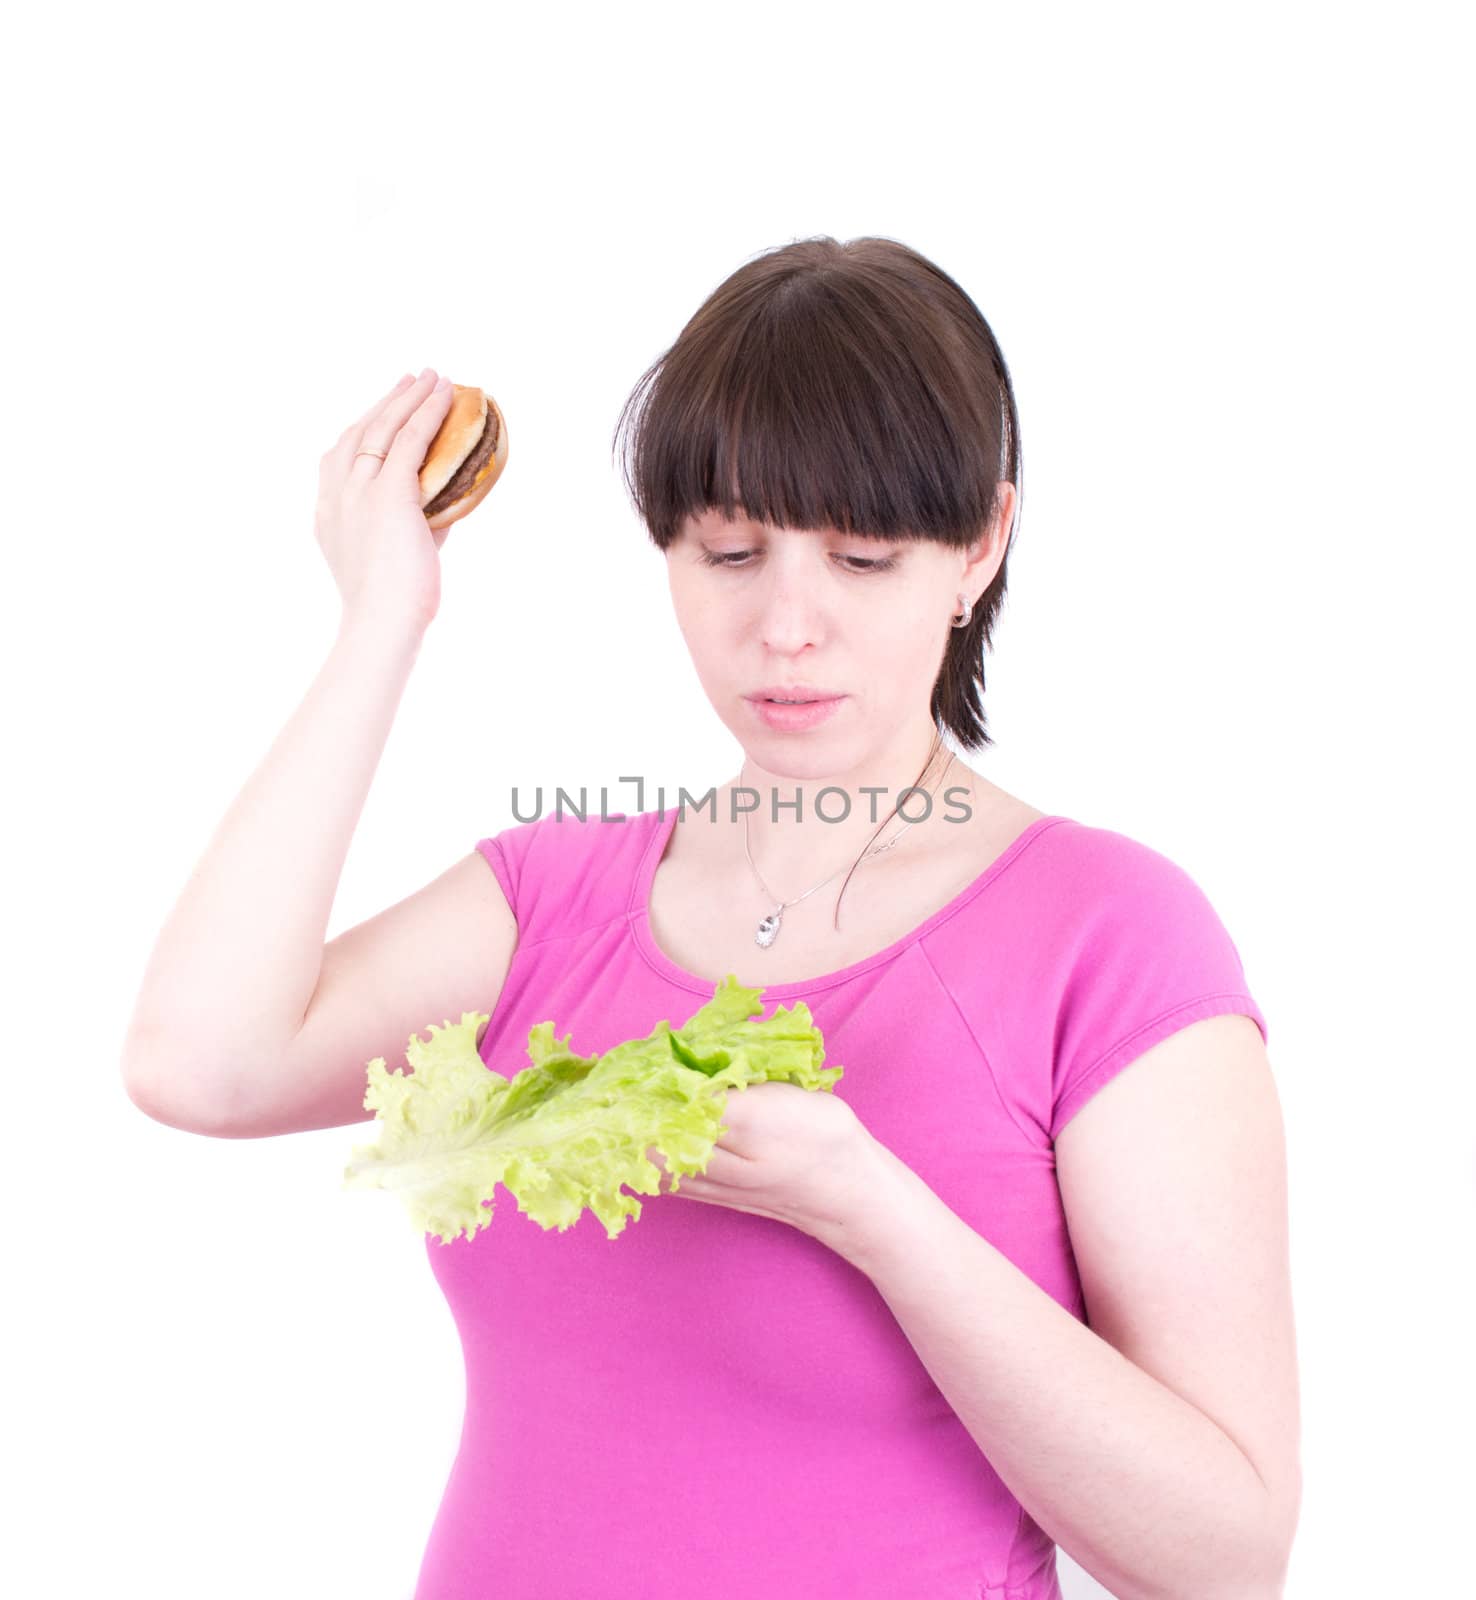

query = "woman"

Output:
[[123, 236, 1301, 1599]]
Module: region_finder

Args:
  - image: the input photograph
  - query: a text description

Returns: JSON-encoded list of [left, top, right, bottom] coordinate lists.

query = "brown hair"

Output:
[[610, 234, 1023, 752]]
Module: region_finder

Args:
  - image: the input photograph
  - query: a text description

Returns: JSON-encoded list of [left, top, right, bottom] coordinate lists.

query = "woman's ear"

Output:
[[993, 480, 1018, 545], [961, 483, 1016, 591]]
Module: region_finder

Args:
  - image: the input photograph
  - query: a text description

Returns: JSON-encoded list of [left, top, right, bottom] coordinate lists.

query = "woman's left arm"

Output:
[[825, 1012, 1302, 1600]]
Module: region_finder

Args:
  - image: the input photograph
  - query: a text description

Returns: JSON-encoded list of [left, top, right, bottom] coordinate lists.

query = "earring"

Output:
[[951, 593, 973, 629]]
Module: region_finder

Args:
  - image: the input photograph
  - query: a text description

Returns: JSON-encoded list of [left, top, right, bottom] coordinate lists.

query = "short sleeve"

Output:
[[475, 830, 524, 930], [471, 810, 642, 948], [1049, 833, 1268, 1142]]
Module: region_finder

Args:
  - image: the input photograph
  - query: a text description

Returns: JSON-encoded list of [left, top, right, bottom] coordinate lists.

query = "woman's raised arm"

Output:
[[120, 371, 479, 1134]]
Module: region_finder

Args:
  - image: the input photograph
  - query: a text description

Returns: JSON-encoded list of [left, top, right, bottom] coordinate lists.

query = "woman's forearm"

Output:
[[819, 1138, 1290, 1600]]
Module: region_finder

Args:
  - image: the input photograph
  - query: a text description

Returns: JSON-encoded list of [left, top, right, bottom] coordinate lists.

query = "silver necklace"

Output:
[[743, 753, 956, 947]]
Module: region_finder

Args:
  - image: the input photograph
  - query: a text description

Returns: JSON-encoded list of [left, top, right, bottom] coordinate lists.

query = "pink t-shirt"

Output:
[[414, 806, 1267, 1600]]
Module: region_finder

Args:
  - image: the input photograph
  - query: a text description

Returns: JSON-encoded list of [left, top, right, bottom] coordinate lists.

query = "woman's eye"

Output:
[[698, 550, 896, 572]]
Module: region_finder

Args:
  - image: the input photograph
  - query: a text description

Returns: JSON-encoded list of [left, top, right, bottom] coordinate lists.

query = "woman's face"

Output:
[[665, 497, 1012, 780]]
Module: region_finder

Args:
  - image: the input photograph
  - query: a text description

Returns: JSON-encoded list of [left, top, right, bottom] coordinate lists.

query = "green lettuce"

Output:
[[342, 974, 843, 1245]]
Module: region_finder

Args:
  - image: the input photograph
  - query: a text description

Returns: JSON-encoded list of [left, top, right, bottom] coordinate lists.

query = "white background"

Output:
[[4, 3, 1471, 1596]]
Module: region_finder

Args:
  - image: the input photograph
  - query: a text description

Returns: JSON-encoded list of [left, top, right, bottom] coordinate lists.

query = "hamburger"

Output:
[[417, 384, 509, 529]]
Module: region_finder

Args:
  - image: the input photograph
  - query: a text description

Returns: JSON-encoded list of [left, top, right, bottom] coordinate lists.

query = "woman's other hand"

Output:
[[314, 369, 457, 635], [647, 1081, 880, 1245]]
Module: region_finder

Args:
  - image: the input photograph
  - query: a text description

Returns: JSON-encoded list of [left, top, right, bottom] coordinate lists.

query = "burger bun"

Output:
[[416, 383, 509, 530]]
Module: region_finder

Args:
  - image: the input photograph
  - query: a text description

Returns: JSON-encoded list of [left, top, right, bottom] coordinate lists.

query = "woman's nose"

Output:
[[754, 568, 826, 653]]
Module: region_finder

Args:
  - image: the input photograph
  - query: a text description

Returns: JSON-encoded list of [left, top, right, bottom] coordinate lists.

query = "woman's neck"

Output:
[[727, 728, 965, 888]]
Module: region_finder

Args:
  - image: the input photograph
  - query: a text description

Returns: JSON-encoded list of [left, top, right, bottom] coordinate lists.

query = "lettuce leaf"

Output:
[[341, 974, 843, 1245]]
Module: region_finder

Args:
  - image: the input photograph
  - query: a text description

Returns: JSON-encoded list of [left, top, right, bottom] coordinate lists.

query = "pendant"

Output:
[[755, 908, 782, 947]]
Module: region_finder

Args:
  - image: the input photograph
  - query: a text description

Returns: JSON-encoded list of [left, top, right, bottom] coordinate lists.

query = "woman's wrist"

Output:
[[812, 1129, 933, 1275], [336, 603, 429, 658]]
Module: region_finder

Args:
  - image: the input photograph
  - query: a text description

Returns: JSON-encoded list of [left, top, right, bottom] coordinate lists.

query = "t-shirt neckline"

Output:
[[627, 805, 1071, 999]]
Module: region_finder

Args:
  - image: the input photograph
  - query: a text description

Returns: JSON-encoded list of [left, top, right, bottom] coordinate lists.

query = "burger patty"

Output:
[[424, 404, 500, 516]]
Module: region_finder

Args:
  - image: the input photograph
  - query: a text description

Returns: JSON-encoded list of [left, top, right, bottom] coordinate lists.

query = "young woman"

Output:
[[123, 236, 1301, 1600]]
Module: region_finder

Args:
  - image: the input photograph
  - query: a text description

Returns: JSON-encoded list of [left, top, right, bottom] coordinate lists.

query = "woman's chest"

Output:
[[447, 953, 1077, 1361], [647, 803, 1047, 989], [650, 882, 915, 988]]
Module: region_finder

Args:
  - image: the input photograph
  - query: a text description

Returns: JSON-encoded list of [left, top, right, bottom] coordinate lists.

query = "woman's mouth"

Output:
[[744, 691, 846, 731]]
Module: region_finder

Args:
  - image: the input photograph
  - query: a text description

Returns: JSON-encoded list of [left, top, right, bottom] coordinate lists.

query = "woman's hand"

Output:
[[314, 369, 457, 636], [646, 1081, 881, 1245]]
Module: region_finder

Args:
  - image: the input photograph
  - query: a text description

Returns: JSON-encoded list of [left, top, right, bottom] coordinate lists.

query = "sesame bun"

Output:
[[417, 384, 509, 530]]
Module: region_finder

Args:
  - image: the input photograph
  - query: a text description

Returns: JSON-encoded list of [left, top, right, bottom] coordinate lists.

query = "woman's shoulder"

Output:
[[963, 779, 1200, 883], [928, 802, 1266, 1141], [936, 792, 1243, 962], [474, 806, 666, 944], [1020, 811, 1222, 904], [979, 808, 1256, 1010]]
